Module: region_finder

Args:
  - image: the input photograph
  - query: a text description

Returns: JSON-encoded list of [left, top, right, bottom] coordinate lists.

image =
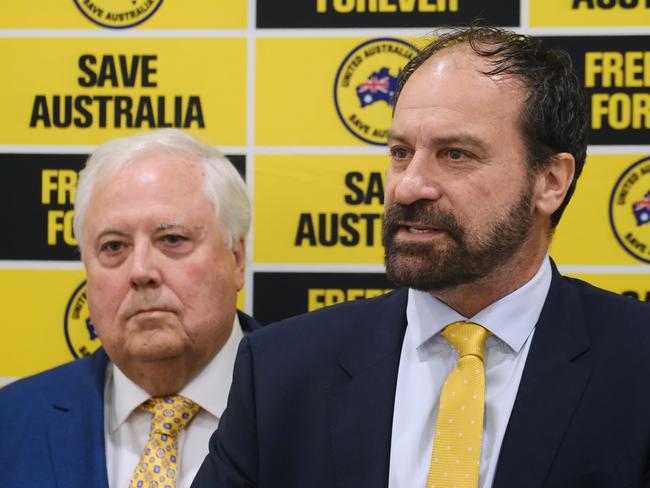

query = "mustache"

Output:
[[383, 201, 465, 243]]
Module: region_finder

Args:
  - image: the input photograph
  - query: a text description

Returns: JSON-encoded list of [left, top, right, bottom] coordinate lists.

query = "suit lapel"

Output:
[[237, 310, 261, 334], [492, 266, 592, 488], [328, 289, 409, 488], [47, 349, 110, 488]]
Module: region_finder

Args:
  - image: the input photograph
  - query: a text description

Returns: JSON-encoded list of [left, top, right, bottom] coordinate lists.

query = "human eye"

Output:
[[442, 148, 473, 162], [389, 146, 411, 161], [99, 240, 125, 254], [159, 233, 194, 256], [97, 239, 129, 266], [161, 234, 189, 247]]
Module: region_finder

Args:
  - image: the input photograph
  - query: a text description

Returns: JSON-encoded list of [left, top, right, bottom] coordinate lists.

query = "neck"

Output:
[[124, 357, 203, 397], [432, 230, 549, 318]]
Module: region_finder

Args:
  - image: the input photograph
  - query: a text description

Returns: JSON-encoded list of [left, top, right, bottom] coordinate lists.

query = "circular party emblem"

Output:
[[609, 156, 650, 263], [73, 0, 164, 29], [334, 38, 419, 145], [64, 280, 102, 358]]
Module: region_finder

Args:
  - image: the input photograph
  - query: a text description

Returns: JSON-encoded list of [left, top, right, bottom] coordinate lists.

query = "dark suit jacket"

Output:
[[193, 269, 650, 488], [0, 311, 260, 488]]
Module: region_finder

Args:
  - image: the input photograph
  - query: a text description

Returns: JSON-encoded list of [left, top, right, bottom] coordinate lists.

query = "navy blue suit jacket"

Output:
[[0, 311, 260, 488], [193, 269, 650, 488]]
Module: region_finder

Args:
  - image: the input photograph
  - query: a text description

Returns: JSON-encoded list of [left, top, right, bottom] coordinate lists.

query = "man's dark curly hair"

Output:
[[393, 25, 589, 228]]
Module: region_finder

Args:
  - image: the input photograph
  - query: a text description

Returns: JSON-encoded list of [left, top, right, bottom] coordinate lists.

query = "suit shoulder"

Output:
[[238, 289, 407, 386], [561, 274, 650, 325], [245, 288, 408, 361], [0, 350, 107, 406]]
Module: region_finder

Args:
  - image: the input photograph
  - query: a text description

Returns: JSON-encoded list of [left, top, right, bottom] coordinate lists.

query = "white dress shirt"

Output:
[[389, 257, 552, 488], [103, 315, 244, 488]]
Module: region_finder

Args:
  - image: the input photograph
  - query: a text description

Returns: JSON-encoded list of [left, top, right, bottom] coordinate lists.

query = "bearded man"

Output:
[[192, 26, 650, 488]]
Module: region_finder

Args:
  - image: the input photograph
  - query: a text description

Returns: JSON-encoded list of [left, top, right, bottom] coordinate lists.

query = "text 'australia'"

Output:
[[28, 53, 206, 129]]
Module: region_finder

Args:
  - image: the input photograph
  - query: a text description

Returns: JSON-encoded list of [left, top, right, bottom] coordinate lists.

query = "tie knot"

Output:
[[441, 321, 491, 360], [141, 395, 200, 437]]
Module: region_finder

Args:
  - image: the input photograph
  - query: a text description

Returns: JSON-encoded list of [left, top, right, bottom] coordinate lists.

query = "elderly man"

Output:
[[192, 26, 650, 488], [0, 129, 259, 488]]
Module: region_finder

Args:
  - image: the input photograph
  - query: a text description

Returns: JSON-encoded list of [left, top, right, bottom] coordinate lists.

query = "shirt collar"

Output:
[[406, 255, 552, 354], [108, 314, 244, 433]]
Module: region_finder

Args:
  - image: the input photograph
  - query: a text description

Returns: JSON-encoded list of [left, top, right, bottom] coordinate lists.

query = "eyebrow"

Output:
[[386, 130, 407, 144], [430, 134, 488, 152], [155, 222, 186, 231], [95, 229, 129, 241], [155, 223, 206, 235], [387, 131, 488, 153], [94, 223, 190, 240]]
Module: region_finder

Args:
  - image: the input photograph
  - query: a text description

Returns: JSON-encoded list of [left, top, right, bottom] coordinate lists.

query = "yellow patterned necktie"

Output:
[[129, 395, 201, 488], [427, 322, 491, 488]]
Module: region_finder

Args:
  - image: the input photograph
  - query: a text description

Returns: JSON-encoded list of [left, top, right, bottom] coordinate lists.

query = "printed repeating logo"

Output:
[[64, 280, 101, 358], [73, 0, 164, 29], [334, 38, 418, 145], [609, 156, 650, 263]]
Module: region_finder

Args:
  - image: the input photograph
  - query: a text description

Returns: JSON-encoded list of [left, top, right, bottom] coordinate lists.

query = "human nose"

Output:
[[129, 241, 162, 289], [391, 152, 442, 205]]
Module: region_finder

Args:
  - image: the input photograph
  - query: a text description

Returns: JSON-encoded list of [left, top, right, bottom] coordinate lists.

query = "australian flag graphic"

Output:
[[356, 67, 397, 108], [633, 191, 650, 226]]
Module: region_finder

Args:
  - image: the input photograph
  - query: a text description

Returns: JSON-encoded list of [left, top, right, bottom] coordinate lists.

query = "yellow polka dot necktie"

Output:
[[129, 395, 201, 488], [427, 322, 491, 488]]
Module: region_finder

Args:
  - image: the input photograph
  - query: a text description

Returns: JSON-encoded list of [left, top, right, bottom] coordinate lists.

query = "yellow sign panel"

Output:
[[585, 49, 650, 132], [0, 38, 246, 145], [0, 0, 246, 29], [551, 154, 650, 264], [530, 0, 650, 27], [0, 269, 87, 379], [254, 154, 387, 263], [256, 37, 423, 146]]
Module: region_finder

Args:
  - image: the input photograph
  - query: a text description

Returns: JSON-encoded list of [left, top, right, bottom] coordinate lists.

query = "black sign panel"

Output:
[[253, 271, 395, 324], [257, 0, 519, 28], [541, 36, 650, 145], [0, 153, 245, 261]]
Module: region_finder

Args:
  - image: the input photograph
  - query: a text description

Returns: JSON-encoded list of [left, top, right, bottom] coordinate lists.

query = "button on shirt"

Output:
[[103, 315, 244, 488], [389, 257, 552, 488]]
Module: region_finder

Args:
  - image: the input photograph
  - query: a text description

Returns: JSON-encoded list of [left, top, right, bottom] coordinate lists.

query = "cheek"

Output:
[[174, 268, 238, 344], [174, 262, 238, 313], [85, 268, 129, 331], [461, 183, 521, 230]]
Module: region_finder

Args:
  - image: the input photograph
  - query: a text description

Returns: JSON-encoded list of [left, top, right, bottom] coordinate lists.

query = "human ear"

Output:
[[533, 152, 576, 217]]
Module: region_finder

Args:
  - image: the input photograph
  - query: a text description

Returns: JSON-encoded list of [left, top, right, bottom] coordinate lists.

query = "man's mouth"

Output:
[[394, 223, 448, 241], [129, 307, 173, 320], [399, 221, 443, 233], [406, 225, 435, 234]]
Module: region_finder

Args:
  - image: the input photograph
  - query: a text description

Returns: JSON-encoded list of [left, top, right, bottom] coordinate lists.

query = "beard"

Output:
[[383, 183, 534, 292]]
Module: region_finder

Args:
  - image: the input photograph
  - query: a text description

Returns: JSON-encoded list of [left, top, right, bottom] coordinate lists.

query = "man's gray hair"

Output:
[[73, 129, 250, 250]]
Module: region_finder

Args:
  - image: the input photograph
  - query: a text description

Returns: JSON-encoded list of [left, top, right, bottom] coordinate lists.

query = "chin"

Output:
[[127, 335, 188, 363]]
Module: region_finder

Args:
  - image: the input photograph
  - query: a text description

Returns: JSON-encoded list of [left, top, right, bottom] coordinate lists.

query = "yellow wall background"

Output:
[[1, 0, 649, 384]]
